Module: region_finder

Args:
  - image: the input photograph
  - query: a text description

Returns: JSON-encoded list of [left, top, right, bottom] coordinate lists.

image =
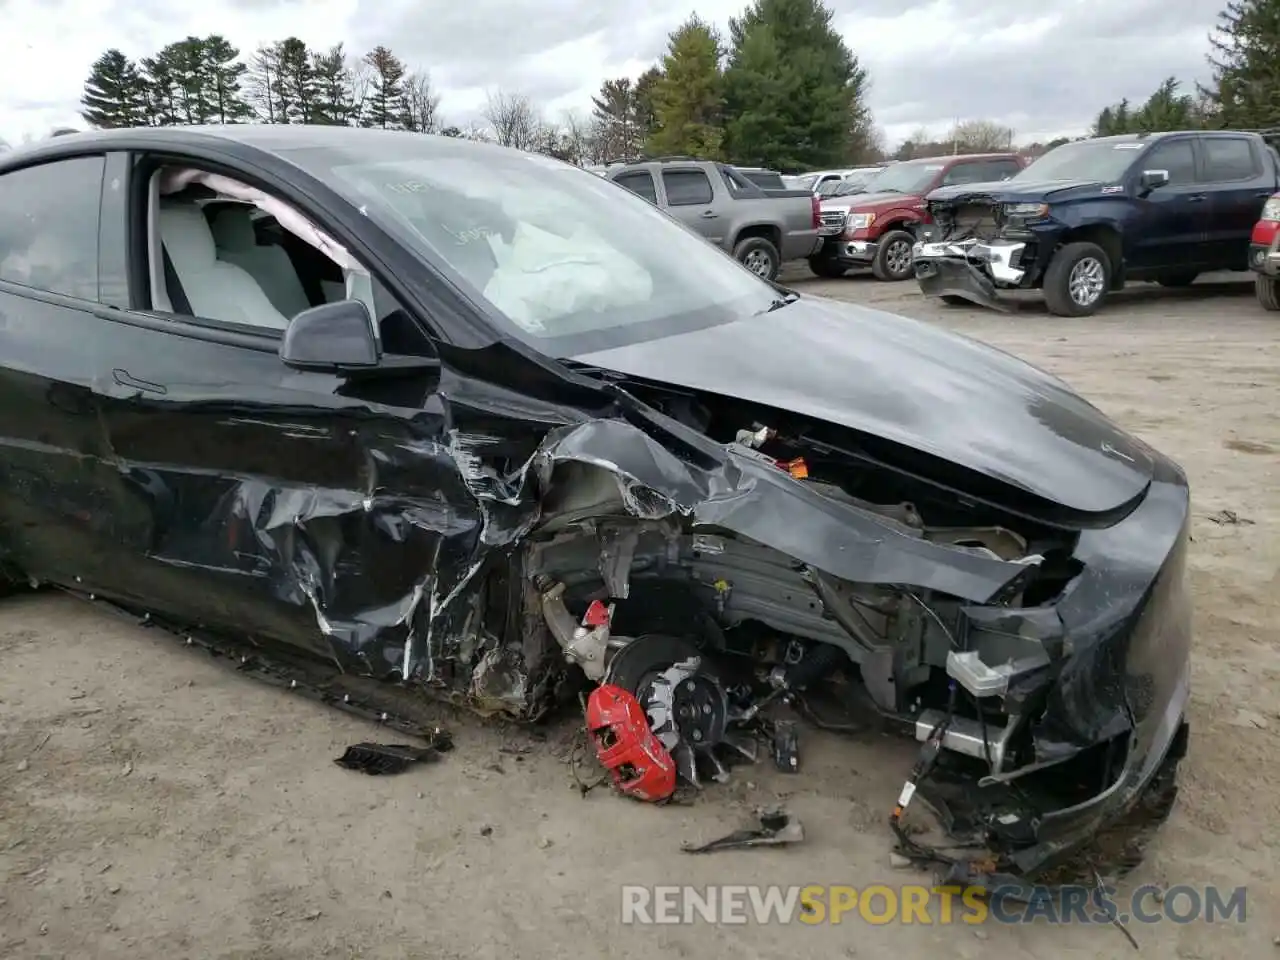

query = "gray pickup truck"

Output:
[[606, 159, 822, 281]]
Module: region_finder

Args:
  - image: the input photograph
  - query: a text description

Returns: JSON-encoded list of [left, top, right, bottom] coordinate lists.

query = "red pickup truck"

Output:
[[810, 152, 1026, 280]]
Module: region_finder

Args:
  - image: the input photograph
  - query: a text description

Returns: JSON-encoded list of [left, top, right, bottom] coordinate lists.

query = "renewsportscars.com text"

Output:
[[620, 883, 1247, 926]]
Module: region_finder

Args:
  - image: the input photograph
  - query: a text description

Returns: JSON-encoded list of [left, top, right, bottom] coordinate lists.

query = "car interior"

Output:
[[145, 168, 435, 356]]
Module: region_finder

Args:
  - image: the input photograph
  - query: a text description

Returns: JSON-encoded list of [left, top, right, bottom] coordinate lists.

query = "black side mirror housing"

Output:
[[279, 300, 379, 373], [1139, 169, 1170, 192]]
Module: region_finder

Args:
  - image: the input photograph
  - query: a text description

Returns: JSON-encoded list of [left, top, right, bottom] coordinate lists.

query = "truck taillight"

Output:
[[1262, 197, 1280, 221], [811, 194, 821, 229]]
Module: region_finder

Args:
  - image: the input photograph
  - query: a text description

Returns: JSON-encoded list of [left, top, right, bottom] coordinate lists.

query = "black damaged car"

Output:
[[0, 126, 1190, 884]]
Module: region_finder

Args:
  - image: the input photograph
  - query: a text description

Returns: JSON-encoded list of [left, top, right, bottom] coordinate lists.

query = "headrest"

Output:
[[209, 206, 258, 252], [159, 202, 216, 266]]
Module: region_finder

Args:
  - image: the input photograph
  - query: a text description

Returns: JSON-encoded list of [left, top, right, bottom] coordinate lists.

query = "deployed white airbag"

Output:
[[481, 223, 652, 333]]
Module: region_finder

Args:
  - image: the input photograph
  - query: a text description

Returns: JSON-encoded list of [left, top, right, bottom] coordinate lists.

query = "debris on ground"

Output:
[[334, 730, 454, 776], [1229, 709, 1269, 730], [771, 720, 800, 774], [681, 808, 804, 854], [1205, 508, 1255, 526]]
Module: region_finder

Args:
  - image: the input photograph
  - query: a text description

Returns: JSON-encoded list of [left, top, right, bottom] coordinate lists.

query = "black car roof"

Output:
[[0, 124, 526, 174]]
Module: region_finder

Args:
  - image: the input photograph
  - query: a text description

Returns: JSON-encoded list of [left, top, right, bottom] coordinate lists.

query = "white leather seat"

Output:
[[208, 206, 312, 319], [159, 202, 290, 330]]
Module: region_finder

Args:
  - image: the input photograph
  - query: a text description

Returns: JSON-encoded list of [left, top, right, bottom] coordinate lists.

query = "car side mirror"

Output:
[[1139, 169, 1170, 192], [279, 299, 379, 373]]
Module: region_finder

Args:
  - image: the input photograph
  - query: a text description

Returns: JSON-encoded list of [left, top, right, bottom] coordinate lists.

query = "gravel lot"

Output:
[[2, 272, 1277, 960]]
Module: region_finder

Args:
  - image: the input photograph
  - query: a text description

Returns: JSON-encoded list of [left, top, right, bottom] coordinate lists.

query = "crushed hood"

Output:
[[927, 179, 1108, 204], [571, 295, 1154, 518], [821, 190, 921, 213]]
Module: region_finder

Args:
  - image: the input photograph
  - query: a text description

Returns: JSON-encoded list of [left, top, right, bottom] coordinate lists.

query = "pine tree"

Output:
[[81, 49, 150, 128], [275, 38, 315, 123], [722, 0, 868, 169], [140, 50, 182, 125], [310, 44, 356, 125], [1204, 0, 1280, 128], [1092, 81, 1200, 136], [174, 37, 217, 123], [591, 78, 640, 159], [1136, 78, 1199, 131], [633, 66, 663, 143], [1093, 105, 1116, 136], [646, 16, 725, 158], [361, 46, 408, 129], [204, 36, 253, 123]]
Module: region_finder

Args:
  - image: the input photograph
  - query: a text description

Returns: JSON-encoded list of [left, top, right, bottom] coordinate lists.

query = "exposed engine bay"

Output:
[[486, 380, 1164, 881]]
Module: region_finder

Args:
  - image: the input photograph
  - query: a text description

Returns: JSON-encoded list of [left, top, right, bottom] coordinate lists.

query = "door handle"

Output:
[[699, 210, 719, 218], [113, 368, 167, 395], [1187, 195, 1207, 202], [1256, 190, 1274, 198]]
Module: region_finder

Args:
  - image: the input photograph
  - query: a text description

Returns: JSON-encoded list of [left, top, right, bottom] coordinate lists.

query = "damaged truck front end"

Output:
[[912, 193, 1042, 311]]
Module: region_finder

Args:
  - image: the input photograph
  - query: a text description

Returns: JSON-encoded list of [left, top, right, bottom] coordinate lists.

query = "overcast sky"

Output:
[[0, 0, 1224, 148]]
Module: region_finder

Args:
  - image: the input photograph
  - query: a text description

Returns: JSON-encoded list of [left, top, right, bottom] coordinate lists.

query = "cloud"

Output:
[[0, 0, 1223, 147]]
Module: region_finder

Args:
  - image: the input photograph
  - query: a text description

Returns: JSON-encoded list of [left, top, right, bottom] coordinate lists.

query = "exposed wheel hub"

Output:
[[605, 635, 755, 786]]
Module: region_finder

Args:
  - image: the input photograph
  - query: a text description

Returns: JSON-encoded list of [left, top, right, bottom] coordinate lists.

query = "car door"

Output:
[[0, 152, 123, 594], [611, 169, 658, 206], [1123, 137, 1208, 271], [86, 151, 452, 672], [659, 167, 724, 244], [1199, 135, 1275, 268]]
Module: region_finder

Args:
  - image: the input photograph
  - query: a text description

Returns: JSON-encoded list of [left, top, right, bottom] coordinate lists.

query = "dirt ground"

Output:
[[2, 272, 1278, 960]]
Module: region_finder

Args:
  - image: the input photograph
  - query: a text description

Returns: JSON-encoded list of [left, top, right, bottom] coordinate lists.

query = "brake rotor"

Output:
[[604, 634, 756, 787]]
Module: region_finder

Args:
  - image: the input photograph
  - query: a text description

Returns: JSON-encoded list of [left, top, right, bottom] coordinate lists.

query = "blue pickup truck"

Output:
[[912, 131, 1280, 316]]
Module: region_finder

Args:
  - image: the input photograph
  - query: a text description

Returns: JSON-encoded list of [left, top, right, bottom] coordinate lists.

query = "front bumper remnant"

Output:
[[1250, 241, 1280, 276], [913, 238, 1027, 310], [813, 237, 879, 265], [839, 240, 878, 263]]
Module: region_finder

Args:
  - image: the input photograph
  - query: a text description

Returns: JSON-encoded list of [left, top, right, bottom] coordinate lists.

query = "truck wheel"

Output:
[[807, 257, 848, 279], [1043, 241, 1111, 317], [1157, 272, 1199, 288], [735, 237, 780, 281], [872, 230, 915, 281], [1255, 274, 1280, 311]]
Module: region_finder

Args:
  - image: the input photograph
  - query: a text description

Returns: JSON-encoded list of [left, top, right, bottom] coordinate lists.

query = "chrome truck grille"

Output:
[[819, 210, 847, 235]]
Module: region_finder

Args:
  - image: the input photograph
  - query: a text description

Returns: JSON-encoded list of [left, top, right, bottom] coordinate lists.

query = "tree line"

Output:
[[80, 0, 876, 172], [1090, 0, 1280, 137], [76, 0, 1280, 171]]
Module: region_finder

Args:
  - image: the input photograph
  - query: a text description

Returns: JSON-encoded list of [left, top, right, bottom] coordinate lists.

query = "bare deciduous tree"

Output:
[[557, 109, 593, 165], [945, 119, 1016, 153], [403, 71, 441, 133], [483, 88, 543, 151]]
